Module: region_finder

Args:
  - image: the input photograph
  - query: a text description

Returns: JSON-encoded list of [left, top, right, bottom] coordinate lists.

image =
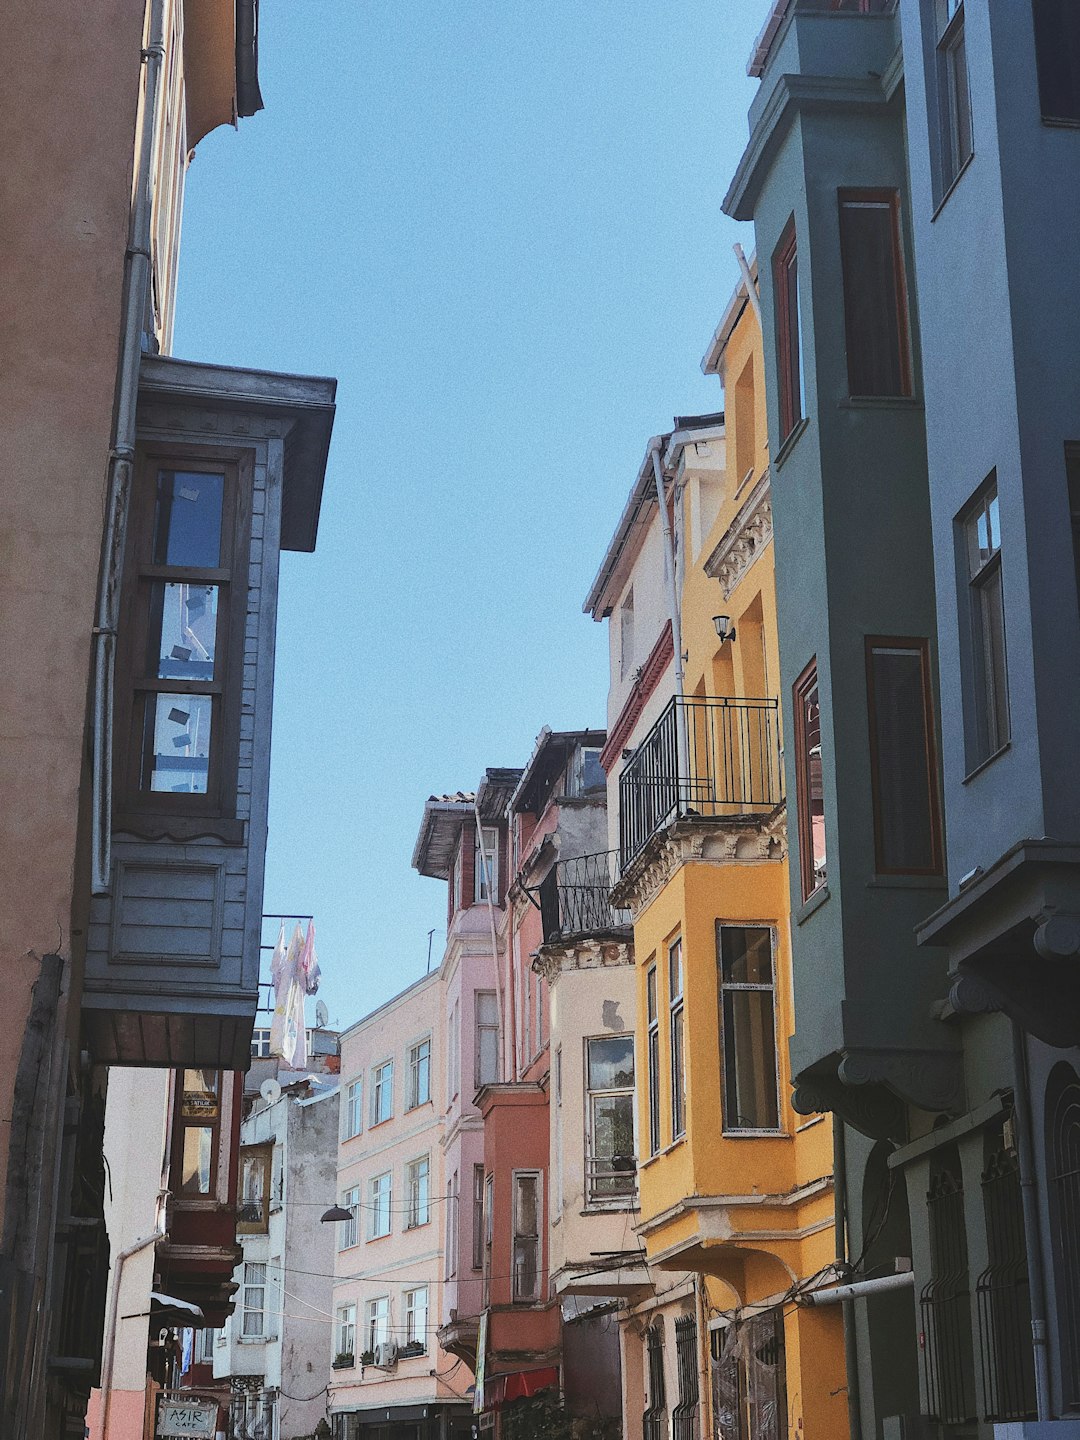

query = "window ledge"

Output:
[[931, 150, 974, 221], [795, 885, 830, 925], [774, 417, 809, 470], [237, 1336, 273, 1345], [1042, 114, 1080, 129], [796, 1114, 826, 1133], [720, 1128, 789, 1140], [638, 1137, 687, 1173], [867, 873, 946, 890], [962, 740, 1010, 784], [837, 395, 922, 410]]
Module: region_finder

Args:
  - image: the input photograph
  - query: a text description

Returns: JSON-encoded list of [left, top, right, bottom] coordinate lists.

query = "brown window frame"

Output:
[[115, 443, 253, 832], [793, 659, 826, 903], [237, 1141, 274, 1234], [865, 636, 943, 877], [838, 189, 913, 399], [169, 1068, 224, 1204], [773, 218, 803, 443]]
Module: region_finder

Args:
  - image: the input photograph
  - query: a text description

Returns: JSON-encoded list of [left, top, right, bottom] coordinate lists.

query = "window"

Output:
[[794, 661, 827, 900], [366, 1296, 390, 1354], [773, 219, 803, 442], [237, 1144, 273, 1233], [371, 1060, 393, 1125], [405, 1287, 429, 1351], [118, 454, 245, 814], [586, 1036, 636, 1203], [734, 353, 757, 486], [474, 825, 499, 902], [241, 1262, 266, 1338], [1033, 0, 1080, 121], [921, 1144, 976, 1423], [475, 990, 499, 1087], [620, 589, 635, 680], [1068, 450, 1080, 610], [406, 1156, 431, 1229], [866, 639, 942, 874], [1047, 1064, 1080, 1408], [838, 191, 911, 398], [344, 1080, 363, 1140], [512, 1171, 541, 1302], [932, 0, 973, 194], [198, 1327, 215, 1364], [482, 1172, 494, 1305], [336, 1304, 356, 1361], [960, 481, 1009, 768], [568, 745, 606, 796], [711, 1312, 787, 1440], [643, 1323, 666, 1440], [448, 1000, 460, 1099], [534, 970, 544, 1055], [369, 1172, 391, 1240], [339, 1185, 359, 1250], [717, 926, 780, 1132], [669, 939, 686, 1140], [172, 1069, 221, 1197], [473, 1164, 486, 1271], [408, 1038, 431, 1109], [446, 1171, 459, 1277], [250, 1028, 272, 1058], [646, 965, 661, 1157], [977, 1115, 1036, 1422], [673, 1316, 700, 1440]]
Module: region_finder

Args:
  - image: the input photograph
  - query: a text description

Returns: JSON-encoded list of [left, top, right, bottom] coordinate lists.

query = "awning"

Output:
[[484, 1367, 559, 1408], [150, 1291, 205, 1325]]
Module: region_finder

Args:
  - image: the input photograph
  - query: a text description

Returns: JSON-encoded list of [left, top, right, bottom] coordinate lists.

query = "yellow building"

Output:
[[592, 268, 849, 1439]]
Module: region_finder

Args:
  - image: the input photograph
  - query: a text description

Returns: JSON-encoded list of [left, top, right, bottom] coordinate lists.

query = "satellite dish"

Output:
[[315, 999, 329, 1029], [260, 1079, 282, 1104]]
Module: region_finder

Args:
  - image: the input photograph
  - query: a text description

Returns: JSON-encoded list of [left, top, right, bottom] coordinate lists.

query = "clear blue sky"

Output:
[[174, 1, 764, 1029]]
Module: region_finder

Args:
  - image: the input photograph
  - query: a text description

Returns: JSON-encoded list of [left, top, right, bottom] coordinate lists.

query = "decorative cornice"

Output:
[[611, 808, 787, 921], [533, 936, 634, 983], [600, 622, 674, 774], [703, 471, 772, 600]]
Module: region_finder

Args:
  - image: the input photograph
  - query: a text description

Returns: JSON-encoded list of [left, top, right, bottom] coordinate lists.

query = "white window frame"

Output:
[[668, 938, 686, 1140], [448, 1000, 460, 1100], [647, 964, 661, 1156], [369, 1171, 392, 1240], [404, 1286, 429, 1351], [336, 1303, 356, 1359], [475, 990, 499, 1088], [474, 826, 499, 903], [445, 1170, 459, 1278], [250, 1027, 272, 1059], [371, 1060, 393, 1126], [584, 1033, 637, 1207], [241, 1262, 266, 1338], [339, 1185, 359, 1250], [408, 1037, 432, 1110], [511, 1169, 542, 1304], [406, 1154, 431, 1229], [620, 588, 635, 680], [198, 1327, 215, 1363], [366, 1296, 390, 1353], [343, 1079, 363, 1140]]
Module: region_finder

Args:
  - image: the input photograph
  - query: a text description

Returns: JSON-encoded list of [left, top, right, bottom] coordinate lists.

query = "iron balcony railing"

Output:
[[618, 695, 783, 870], [539, 850, 630, 942], [586, 1154, 637, 1206]]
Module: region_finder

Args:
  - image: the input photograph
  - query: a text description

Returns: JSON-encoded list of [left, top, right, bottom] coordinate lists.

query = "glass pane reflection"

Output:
[[152, 470, 224, 568], [149, 582, 218, 680], [180, 1126, 214, 1194], [141, 693, 212, 793]]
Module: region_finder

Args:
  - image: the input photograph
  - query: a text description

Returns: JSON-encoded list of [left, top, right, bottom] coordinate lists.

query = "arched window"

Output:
[[1046, 1063, 1080, 1409]]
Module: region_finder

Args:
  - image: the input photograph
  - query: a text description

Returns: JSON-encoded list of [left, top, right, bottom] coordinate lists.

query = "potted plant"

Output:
[[332, 1352, 354, 1370], [399, 1340, 424, 1358], [359, 1349, 375, 1367]]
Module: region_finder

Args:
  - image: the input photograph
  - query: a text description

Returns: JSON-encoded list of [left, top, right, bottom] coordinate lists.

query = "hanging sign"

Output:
[[156, 1397, 218, 1438]]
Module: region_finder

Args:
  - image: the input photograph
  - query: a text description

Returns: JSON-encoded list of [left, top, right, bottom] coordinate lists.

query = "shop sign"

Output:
[[156, 1397, 217, 1438]]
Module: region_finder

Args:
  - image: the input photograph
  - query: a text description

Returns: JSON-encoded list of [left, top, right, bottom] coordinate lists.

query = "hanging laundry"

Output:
[[269, 923, 306, 1067], [299, 919, 321, 998]]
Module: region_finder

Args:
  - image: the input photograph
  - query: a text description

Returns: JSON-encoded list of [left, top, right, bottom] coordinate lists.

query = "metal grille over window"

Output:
[[710, 1312, 787, 1440], [1048, 1063, 1080, 1409], [976, 1120, 1036, 1422], [643, 1322, 666, 1440], [921, 1147, 977, 1423], [673, 1316, 700, 1440]]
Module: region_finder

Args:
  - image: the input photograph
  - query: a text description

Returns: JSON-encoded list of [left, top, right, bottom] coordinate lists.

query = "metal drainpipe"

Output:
[[474, 803, 505, 1082], [1012, 1020, 1052, 1420], [733, 243, 761, 327], [91, 0, 167, 894], [648, 440, 690, 808], [99, 1192, 168, 1438], [833, 1116, 863, 1440]]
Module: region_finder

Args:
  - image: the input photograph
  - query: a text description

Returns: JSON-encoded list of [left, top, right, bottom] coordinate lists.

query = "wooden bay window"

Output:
[[838, 190, 911, 398], [866, 637, 942, 874], [794, 660, 827, 901]]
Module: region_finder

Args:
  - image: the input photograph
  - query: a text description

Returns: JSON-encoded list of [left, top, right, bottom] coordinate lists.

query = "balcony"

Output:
[[539, 851, 630, 943], [618, 695, 783, 870]]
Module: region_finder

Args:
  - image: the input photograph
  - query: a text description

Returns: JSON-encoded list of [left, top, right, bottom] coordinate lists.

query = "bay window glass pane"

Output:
[[720, 926, 774, 986], [869, 646, 937, 872], [722, 990, 779, 1130], [839, 195, 908, 397], [1033, 0, 1080, 122], [153, 470, 224, 567], [180, 1126, 213, 1194], [592, 1094, 635, 1167], [141, 692, 212, 793], [797, 671, 826, 896], [149, 582, 219, 680], [587, 1036, 635, 1090], [181, 1070, 219, 1118]]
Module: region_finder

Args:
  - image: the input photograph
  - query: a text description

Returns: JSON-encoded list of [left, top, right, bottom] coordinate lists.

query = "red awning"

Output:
[[485, 1367, 559, 1408]]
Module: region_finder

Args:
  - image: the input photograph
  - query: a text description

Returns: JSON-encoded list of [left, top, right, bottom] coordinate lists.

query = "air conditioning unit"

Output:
[[374, 1341, 398, 1369]]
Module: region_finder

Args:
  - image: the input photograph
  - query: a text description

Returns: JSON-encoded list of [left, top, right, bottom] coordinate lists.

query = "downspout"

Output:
[[91, 0, 167, 894], [474, 804, 506, 1082], [648, 440, 690, 807], [99, 1191, 168, 1438], [833, 1116, 862, 1440], [733, 243, 761, 327], [1012, 1021, 1052, 1420], [695, 1276, 711, 1440]]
